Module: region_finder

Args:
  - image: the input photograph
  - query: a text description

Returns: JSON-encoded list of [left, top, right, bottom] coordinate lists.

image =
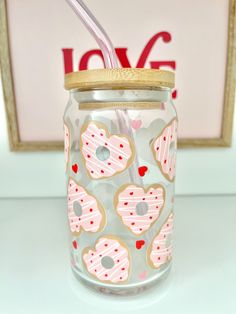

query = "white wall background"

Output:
[[0, 79, 235, 198]]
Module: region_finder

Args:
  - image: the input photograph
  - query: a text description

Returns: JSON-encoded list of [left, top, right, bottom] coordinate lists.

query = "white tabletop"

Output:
[[0, 195, 236, 314]]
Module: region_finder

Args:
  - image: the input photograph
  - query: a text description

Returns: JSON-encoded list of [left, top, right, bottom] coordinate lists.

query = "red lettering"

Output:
[[79, 49, 105, 70], [62, 48, 74, 74], [136, 31, 172, 68], [115, 48, 132, 68], [150, 61, 176, 70]]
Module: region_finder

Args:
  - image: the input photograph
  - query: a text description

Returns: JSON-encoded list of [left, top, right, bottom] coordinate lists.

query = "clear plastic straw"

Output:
[[66, 0, 141, 183], [65, 0, 118, 68]]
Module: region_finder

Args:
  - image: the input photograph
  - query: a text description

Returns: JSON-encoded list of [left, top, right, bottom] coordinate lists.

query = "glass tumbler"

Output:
[[64, 68, 177, 295]]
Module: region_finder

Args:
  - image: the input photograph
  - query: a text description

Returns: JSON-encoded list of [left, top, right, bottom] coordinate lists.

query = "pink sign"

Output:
[[1, 0, 235, 149]]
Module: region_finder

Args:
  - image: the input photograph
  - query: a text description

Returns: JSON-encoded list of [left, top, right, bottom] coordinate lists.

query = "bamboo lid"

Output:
[[64, 68, 175, 90]]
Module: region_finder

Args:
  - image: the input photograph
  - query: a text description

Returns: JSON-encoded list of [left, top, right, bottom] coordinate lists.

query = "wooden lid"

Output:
[[64, 68, 175, 90]]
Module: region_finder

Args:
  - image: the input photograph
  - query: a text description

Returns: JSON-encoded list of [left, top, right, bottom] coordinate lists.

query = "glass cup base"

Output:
[[71, 262, 172, 296]]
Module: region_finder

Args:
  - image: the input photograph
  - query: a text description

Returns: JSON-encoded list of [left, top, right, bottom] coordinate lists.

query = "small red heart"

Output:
[[172, 90, 177, 99], [136, 240, 145, 250], [72, 240, 78, 249], [72, 164, 78, 174], [138, 166, 148, 177]]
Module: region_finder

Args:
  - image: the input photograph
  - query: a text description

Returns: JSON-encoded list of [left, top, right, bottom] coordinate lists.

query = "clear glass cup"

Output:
[[64, 69, 177, 295]]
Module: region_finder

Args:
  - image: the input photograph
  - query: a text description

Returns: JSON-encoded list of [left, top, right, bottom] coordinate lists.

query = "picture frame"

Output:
[[0, 0, 235, 151]]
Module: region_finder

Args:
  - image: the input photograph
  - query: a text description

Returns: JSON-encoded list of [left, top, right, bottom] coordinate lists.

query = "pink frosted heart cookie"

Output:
[[67, 178, 106, 235], [64, 123, 70, 170], [147, 212, 174, 268], [151, 119, 178, 182], [83, 236, 131, 283], [114, 184, 165, 235], [80, 121, 134, 179]]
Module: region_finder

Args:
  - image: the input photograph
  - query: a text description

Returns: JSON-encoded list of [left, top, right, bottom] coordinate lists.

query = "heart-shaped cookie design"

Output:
[[67, 178, 106, 235], [80, 121, 134, 179], [131, 119, 142, 130], [83, 236, 131, 283], [138, 166, 148, 177], [147, 212, 173, 268], [136, 240, 145, 250], [114, 184, 165, 235], [151, 118, 178, 182], [72, 163, 78, 174]]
